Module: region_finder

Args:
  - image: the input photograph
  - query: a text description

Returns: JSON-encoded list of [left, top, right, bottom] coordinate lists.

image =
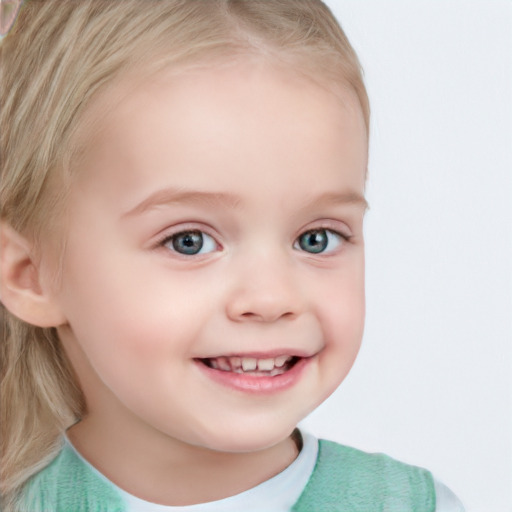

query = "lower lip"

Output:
[[195, 357, 312, 394]]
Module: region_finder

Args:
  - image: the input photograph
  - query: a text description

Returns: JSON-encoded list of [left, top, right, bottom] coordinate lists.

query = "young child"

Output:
[[0, 1, 464, 510]]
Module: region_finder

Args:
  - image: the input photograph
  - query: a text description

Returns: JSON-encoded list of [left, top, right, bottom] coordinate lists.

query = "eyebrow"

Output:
[[304, 191, 369, 211], [123, 187, 368, 217], [123, 188, 241, 217]]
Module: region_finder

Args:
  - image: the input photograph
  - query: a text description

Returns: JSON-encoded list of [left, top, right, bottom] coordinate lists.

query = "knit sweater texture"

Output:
[[17, 439, 435, 511]]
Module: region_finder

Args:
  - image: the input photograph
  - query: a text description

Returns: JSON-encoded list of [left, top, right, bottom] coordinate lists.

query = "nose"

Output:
[[225, 253, 304, 323]]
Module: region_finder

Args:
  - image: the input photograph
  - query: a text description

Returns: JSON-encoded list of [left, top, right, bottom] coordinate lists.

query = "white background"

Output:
[[300, 2, 512, 511]]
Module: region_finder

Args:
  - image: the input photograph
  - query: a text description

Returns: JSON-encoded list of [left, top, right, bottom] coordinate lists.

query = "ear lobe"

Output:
[[0, 222, 66, 327]]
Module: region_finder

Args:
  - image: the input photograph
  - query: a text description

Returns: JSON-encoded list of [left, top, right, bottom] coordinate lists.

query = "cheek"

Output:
[[58, 250, 219, 365], [325, 259, 365, 324], [317, 262, 365, 365], [314, 273, 365, 402]]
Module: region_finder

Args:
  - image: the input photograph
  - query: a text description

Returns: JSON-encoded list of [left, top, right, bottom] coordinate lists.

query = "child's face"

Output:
[[55, 60, 368, 452]]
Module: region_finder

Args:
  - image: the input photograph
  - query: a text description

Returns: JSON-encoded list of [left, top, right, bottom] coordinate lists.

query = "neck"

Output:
[[67, 409, 299, 506]]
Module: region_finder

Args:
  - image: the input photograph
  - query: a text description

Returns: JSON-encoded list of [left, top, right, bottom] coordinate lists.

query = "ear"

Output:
[[0, 222, 66, 327]]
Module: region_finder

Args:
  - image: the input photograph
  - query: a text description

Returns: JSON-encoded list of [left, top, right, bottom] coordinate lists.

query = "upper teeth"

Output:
[[207, 355, 294, 373], [242, 358, 257, 371]]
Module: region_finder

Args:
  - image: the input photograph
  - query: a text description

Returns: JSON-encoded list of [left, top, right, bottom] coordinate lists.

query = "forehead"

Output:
[[72, 60, 368, 208]]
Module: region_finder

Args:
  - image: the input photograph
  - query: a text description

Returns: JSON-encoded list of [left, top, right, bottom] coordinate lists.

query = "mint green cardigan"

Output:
[[17, 440, 435, 511]]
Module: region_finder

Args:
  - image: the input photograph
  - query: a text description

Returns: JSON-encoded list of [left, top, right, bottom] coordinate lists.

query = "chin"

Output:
[[191, 421, 298, 454]]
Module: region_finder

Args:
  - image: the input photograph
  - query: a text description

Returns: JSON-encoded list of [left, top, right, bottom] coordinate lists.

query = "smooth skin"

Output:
[[5, 59, 368, 505]]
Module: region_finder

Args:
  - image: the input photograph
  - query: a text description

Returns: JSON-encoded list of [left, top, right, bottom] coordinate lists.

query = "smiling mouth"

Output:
[[197, 355, 301, 377]]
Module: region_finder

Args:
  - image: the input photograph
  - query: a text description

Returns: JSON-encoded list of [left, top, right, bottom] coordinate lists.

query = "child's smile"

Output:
[[51, 58, 368, 496], [196, 352, 312, 393]]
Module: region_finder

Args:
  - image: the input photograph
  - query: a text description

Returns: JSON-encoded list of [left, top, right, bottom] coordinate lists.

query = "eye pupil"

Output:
[[172, 231, 203, 255], [299, 229, 328, 253]]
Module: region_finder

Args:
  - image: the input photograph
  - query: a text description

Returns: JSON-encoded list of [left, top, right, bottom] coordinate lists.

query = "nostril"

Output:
[[239, 310, 295, 322], [240, 311, 267, 322]]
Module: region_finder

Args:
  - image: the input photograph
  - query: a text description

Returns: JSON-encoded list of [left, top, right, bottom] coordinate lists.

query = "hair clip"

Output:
[[0, 0, 23, 38]]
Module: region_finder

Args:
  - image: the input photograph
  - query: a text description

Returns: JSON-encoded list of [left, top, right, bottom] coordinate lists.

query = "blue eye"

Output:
[[295, 229, 344, 254], [163, 230, 217, 256]]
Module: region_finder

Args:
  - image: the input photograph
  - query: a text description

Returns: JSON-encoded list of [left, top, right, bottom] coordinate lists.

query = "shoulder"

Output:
[[293, 439, 436, 512], [433, 478, 466, 512], [17, 442, 126, 512]]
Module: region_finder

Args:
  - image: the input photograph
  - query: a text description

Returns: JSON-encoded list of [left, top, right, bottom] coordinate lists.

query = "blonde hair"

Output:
[[0, 0, 369, 507]]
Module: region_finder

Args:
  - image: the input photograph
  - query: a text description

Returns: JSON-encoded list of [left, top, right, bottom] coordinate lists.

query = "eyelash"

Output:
[[156, 226, 351, 257]]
